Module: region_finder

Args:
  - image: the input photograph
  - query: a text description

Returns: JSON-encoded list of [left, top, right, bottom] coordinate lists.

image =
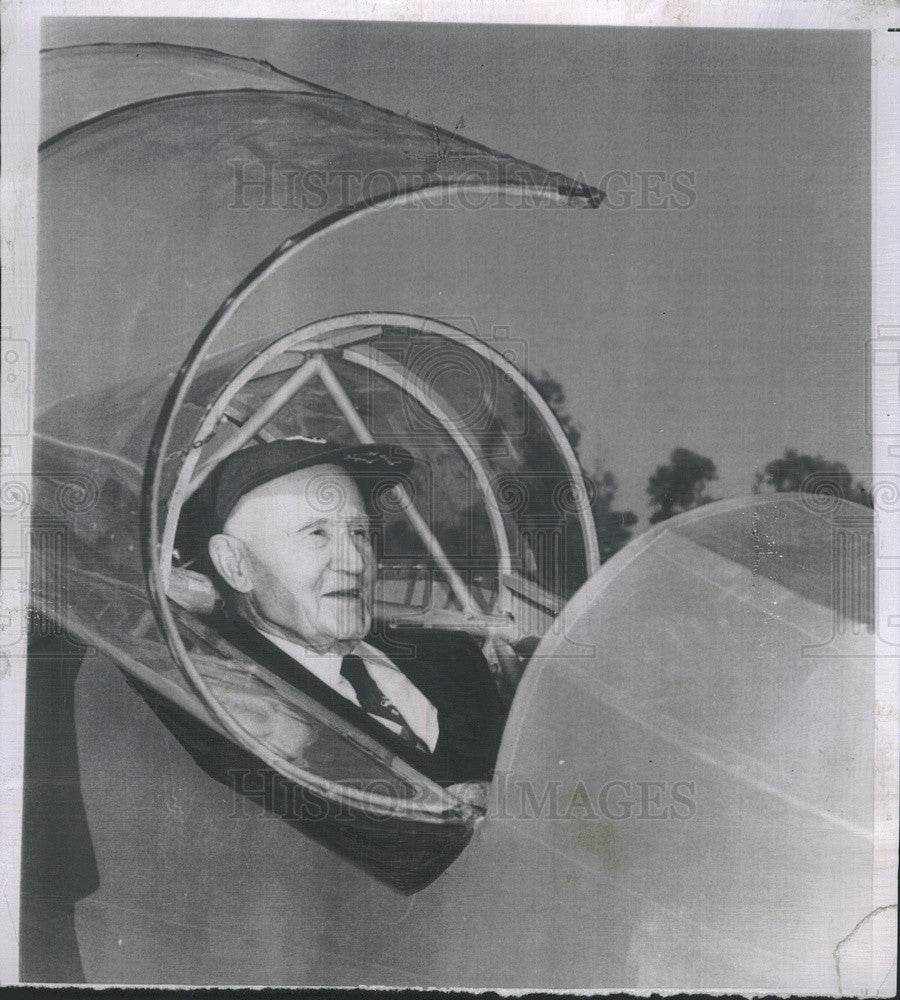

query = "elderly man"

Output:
[[201, 437, 505, 787]]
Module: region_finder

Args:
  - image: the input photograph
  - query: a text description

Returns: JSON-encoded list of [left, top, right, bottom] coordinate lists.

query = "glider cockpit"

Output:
[[146, 311, 601, 890], [31, 42, 604, 892]]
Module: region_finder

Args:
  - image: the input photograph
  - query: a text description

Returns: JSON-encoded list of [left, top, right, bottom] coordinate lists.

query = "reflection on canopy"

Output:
[[38, 44, 601, 409]]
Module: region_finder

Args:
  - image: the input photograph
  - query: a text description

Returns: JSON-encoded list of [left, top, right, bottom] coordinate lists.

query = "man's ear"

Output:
[[208, 533, 254, 593]]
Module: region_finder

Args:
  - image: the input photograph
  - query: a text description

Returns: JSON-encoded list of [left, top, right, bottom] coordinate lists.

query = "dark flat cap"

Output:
[[201, 437, 414, 530]]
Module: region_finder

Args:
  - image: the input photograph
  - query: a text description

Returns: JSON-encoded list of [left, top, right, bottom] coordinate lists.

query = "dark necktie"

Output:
[[340, 654, 430, 755]]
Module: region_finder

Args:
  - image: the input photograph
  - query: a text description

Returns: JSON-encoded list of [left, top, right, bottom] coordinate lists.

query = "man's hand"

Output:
[[446, 780, 489, 810]]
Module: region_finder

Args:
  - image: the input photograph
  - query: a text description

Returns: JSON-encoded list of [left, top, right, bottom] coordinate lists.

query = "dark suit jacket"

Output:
[[218, 619, 507, 786]]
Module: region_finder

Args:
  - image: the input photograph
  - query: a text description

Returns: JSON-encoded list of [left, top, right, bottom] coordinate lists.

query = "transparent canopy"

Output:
[[32, 42, 604, 864], [163, 314, 599, 625]]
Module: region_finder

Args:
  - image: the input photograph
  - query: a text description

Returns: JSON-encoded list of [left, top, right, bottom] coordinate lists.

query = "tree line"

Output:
[[645, 446, 871, 527], [529, 370, 871, 564]]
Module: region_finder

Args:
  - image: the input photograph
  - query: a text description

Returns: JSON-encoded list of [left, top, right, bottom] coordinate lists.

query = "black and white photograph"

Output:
[[1, 2, 897, 993]]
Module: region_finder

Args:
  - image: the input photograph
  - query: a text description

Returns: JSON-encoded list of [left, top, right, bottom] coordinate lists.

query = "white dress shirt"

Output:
[[264, 632, 439, 752]]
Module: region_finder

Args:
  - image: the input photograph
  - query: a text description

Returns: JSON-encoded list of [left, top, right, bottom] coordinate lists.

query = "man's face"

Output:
[[215, 464, 375, 653]]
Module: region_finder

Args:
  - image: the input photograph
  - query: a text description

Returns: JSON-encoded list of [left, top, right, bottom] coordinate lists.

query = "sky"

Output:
[[42, 18, 871, 526]]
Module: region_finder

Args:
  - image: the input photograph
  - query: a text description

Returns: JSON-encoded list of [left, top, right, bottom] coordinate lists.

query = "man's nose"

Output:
[[331, 530, 370, 574]]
